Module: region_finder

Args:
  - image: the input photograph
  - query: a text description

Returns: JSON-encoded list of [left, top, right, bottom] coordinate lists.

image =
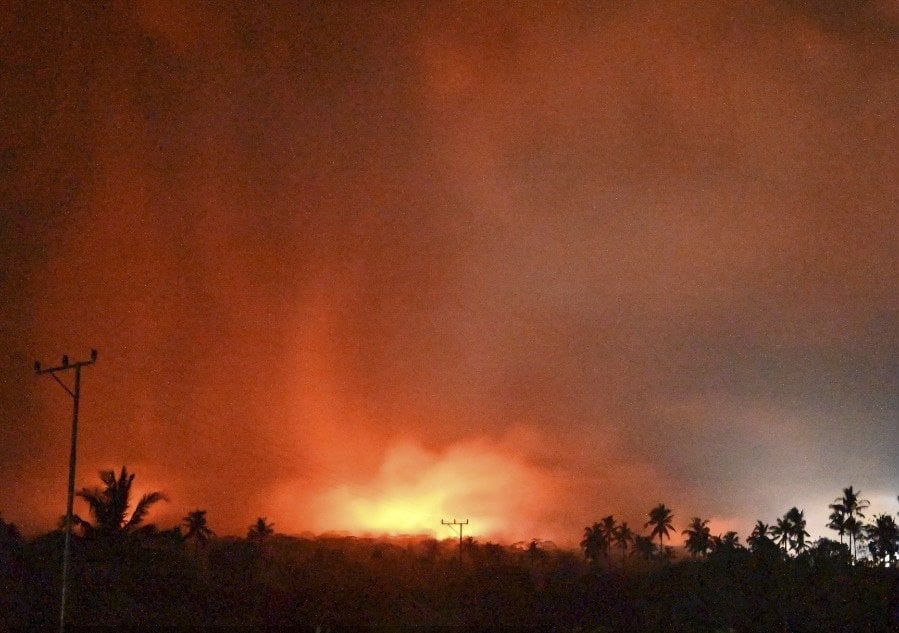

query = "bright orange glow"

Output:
[[338, 491, 448, 535], [311, 440, 552, 539]]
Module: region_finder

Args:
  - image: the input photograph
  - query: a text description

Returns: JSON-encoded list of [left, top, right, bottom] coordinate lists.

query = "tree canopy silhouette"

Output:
[[865, 513, 898, 565], [75, 466, 166, 539], [0, 512, 21, 543], [182, 509, 214, 552], [645, 503, 675, 556], [247, 517, 274, 542], [613, 522, 634, 563], [748, 520, 775, 553], [771, 514, 792, 553], [631, 534, 655, 560], [827, 502, 847, 546], [833, 486, 869, 561], [710, 531, 742, 555], [682, 517, 711, 559], [599, 515, 617, 559], [784, 507, 810, 554], [580, 522, 605, 564]]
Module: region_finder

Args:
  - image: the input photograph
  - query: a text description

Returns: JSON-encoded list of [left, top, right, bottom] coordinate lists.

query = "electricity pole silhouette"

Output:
[[442, 518, 469, 561], [35, 349, 97, 633]]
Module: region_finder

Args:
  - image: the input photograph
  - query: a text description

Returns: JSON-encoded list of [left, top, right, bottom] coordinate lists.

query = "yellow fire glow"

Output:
[[343, 491, 448, 534], [311, 439, 547, 538]]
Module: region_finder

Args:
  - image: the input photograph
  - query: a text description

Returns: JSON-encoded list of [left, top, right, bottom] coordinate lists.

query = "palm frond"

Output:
[[99, 469, 117, 488], [76, 487, 108, 523], [124, 491, 167, 531]]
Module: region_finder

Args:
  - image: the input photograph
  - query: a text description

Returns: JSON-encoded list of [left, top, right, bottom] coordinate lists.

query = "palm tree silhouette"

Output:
[[784, 507, 809, 554], [845, 516, 865, 562], [865, 513, 898, 566], [835, 486, 869, 561], [771, 515, 792, 554], [827, 503, 847, 546], [75, 466, 166, 540], [748, 520, 772, 552], [632, 534, 655, 560], [682, 517, 711, 559], [613, 522, 634, 564], [580, 523, 605, 564], [248, 517, 274, 542], [645, 504, 675, 556], [712, 531, 742, 553], [182, 509, 214, 555], [600, 515, 617, 560]]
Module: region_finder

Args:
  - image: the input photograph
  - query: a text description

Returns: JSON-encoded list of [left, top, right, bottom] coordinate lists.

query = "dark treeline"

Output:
[[1, 470, 897, 631]]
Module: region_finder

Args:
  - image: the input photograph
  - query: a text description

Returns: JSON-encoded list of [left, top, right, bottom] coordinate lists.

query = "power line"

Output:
[[441, 518, 469, 561], [35, 349, 97, 633]]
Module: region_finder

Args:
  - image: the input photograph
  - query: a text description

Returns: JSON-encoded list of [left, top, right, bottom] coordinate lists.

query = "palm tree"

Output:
[[682, 517, 711, 559], [182, 509, 214, 555], [827, 502, 847, 545], [75, 466, 166, 540], [632, 534, 656, 560], [600, 515, 617, 560], [749, 520, 767, 542], [613, 522, 634, 564], [748, 520, 773, 553], [771, 515, 793, 554], [845, 516, 865, 561], [865, 514, 898, 566], [712, 531, 742, 553], [785, 507, 810, 554], [645, 504, 675, 556], [247, 517, 274, 542], [835, 486, 869, 561], [581, 523, 605, 564]]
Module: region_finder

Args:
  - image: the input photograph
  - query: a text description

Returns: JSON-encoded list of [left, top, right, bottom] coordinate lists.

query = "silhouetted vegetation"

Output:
[[183, 509, 214, 548], [1, 476, 896, 630], [645, 503, 675, 554], [73, 466, 166, 541], [247, 516, 275, 542]]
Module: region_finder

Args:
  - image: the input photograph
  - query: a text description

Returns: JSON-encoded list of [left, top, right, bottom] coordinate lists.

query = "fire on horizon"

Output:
[[1, 1, 896, 545]]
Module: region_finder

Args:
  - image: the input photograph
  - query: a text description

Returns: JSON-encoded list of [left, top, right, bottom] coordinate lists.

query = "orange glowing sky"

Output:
[[1, 1, 897, 546]]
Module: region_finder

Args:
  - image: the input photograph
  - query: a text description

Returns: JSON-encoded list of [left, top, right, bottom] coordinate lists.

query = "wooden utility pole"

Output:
[[441, 518, 469, 561], [35, 349, 97, 633]]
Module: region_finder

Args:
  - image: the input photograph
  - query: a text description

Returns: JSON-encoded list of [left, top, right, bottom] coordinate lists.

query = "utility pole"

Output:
[[441, 518, 469, 562], [35, 349, 97, 633]]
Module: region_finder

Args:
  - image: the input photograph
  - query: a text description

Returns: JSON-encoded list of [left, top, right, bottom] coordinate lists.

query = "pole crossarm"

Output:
[[35, 349, 97, 377], [442, 518, 469, 561], [36, 358, 97, 373]]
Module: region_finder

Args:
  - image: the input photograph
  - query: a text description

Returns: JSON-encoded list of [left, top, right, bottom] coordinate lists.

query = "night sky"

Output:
[[2, 1, 896, 545]]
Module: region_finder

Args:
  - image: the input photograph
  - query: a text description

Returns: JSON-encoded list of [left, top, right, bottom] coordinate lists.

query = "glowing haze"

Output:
[[1, 2, 896, 546]]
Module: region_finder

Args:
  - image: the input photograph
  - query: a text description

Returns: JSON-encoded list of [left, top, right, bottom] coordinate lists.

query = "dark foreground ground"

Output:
[[2, 531, 896, 631]]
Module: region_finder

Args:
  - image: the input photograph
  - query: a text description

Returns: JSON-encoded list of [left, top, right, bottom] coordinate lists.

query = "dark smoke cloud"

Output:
[[1, 1, 896, 543]]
